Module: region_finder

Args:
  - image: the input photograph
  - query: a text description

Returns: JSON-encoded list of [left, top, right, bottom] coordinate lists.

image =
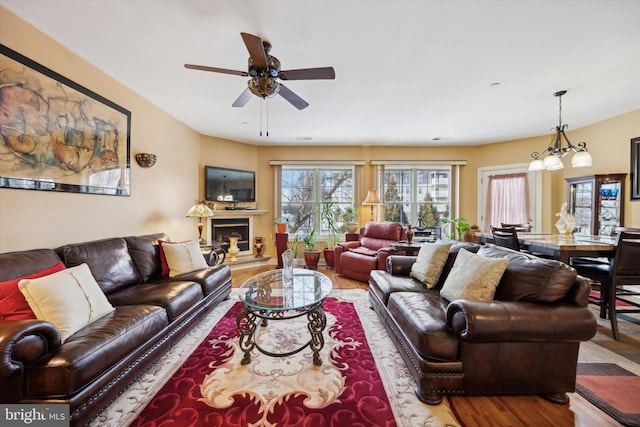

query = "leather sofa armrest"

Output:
[[386, 255, 417, 275], [0, 320, 61, 376], [446, 300, 597, 343]]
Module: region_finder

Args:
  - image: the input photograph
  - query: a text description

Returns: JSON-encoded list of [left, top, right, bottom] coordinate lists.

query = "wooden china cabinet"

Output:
[[565, 174, 626, 236]]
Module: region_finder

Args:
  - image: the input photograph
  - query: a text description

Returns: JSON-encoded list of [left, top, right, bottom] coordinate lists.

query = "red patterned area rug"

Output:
[[576, 363, 640, 426], [91, 289, 460, 427]]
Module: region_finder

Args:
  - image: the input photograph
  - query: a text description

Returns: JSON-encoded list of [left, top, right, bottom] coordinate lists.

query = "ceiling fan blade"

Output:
[[232, 88, 252, 108], [240, 32, 268, 69], [278, 84, 309, 110], [279, 67, 336, 80], [184, 64, 248, 77]]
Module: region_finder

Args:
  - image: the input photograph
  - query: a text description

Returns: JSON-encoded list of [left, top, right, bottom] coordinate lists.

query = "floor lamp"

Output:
[[362, 189, 382, 222]]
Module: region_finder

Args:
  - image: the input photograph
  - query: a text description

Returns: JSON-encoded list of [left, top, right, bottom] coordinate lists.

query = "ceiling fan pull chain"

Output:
[[266, 98, 269, 137], [259, 99, 263, 137]]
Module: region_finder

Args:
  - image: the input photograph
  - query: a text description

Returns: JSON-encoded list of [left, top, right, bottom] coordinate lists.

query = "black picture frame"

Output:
[[632, 137, 640, 200], [0, 44, 131, 196]]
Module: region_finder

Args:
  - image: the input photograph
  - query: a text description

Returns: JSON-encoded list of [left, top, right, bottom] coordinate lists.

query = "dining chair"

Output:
[[490, 225, 521, 251], [572, 228, 640, 340], [501, 222, 532, 232]]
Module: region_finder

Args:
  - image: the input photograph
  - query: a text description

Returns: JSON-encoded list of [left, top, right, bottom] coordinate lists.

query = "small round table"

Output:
[[237, 268, 333, 366]]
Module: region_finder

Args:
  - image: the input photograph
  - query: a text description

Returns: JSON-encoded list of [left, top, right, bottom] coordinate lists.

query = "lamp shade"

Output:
[[543, 154, 564, 171], [362, 189, 382, 205], [528, 159, 545, 171], [571, 151, 593, 168], [186, 201, 214, 218]]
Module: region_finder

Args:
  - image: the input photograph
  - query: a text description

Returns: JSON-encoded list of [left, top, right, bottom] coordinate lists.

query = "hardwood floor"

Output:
[[230, 265, 622, 427]]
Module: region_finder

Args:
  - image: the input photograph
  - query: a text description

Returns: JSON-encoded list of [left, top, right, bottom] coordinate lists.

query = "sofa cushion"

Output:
[[478, 246, 578, 302], [160, 240, 209, 277], [107, 280, 204, 322], [350, 246, 378, 256], [25, 304, 168, 398], [387, 291, 459, 361], [410, 242, 452, 287], [440, 249, 509, 302], [369, 269, 429, 306], [171, 264, 232, 296], [59, 238, 142, 295], [0, 261, 66, 320], [125, 233, 168, 282], [19, 263, 115, 342]]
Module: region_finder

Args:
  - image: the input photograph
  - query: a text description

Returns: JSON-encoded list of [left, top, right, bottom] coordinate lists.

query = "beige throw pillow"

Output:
[[18, 263, 115, 342], [161, 240, 209, 277], [410, 242, 453, 287], [440, 248, 509, 301]]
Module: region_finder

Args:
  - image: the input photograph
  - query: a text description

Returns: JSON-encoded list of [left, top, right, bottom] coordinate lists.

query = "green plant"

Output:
[[303, 227, 317, 250], [321, 202, 340, 249], [288, 234, 302, 257], [441, 217, 470, 240]]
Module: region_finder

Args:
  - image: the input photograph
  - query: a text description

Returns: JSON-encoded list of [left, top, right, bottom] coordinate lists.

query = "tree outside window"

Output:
[[281, 167, 354, 237], [383, 167, 450, 227]]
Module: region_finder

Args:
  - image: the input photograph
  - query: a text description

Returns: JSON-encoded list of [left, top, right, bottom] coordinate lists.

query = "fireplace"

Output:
[[211, 217, 251, 254]]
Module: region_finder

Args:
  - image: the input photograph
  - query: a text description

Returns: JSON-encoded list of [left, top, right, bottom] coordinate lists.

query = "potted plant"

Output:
[[321, 202, 340, 268], [274, 216, 287, 233], [442, 217, 470, 241], [343, 206, 359, 234], [302, 227, 321, 269]]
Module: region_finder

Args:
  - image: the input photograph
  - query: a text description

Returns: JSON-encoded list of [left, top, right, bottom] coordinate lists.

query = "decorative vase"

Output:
[[227, 236, 240, 262], [254, 236, 264, 258], [276, 222, 287, 233], [406, 224, 414, 243]]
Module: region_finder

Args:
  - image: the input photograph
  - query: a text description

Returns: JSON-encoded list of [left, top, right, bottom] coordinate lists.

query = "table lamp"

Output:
[[186, 201, 214, 244], [362, 189, 382, 222]]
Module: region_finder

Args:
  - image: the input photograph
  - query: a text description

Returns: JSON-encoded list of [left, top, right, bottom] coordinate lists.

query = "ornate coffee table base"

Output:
[[236, 304, 327, 366]]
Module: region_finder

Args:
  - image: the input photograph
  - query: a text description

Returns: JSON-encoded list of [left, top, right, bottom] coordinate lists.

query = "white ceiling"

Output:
[[2, 0, 640, 147]]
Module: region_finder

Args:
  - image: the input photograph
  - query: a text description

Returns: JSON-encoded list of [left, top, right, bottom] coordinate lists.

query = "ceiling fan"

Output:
[[185, 32, 335, 110]]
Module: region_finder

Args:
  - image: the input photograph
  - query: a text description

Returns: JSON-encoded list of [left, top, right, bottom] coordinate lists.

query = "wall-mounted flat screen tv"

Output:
[[205, 166, 256, 202]]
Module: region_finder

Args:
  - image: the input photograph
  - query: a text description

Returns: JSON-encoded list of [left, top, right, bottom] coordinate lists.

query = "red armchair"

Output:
[[335, 222, 406, 282]]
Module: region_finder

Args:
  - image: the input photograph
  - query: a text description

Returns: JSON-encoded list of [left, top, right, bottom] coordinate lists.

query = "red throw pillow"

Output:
[[158, 240, 189, 276], [0, 261, 67, 320]]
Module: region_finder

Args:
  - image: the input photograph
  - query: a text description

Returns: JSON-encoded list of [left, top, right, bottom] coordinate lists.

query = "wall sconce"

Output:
[[135, 153, 157, 168]]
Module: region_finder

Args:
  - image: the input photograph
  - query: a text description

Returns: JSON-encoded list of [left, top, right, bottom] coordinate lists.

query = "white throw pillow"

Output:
[[410, 242, 453, 288], [18, 263, 115, 342], [161, 240, 209, 277], [440, 248, 509, 301]]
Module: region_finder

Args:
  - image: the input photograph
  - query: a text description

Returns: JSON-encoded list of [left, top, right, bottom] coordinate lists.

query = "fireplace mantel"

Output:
[[212, 209, 268, 217]]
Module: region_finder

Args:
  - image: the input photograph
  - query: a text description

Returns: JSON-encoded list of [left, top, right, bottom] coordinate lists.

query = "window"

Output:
[[280, 166, 355, 237], [382, 166, 451, 227], [485, 172, 530, 228]]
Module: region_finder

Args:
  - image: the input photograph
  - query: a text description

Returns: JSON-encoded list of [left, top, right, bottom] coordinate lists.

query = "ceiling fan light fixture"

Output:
[[527, 90, 593, 171]]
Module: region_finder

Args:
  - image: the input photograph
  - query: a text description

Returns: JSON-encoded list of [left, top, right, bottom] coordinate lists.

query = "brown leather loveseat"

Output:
[[369, 241, 597, 405], [0, 232, 231, 426], [334, 221, 406, 282]]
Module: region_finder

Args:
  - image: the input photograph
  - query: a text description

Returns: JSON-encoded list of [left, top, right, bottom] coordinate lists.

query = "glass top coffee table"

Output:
[[237, 268, 333, 366]]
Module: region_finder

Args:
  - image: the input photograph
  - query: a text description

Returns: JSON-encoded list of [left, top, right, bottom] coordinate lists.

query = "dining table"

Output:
[[476, 232, 617, 264]]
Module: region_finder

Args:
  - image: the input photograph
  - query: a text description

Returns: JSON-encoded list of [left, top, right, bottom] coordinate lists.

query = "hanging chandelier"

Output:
[[528, 90, 593, 171]]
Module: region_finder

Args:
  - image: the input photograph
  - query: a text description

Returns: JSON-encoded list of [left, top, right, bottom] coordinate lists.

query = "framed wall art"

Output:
[[632, 137, 640, 200], [0, 44, 131, 196]]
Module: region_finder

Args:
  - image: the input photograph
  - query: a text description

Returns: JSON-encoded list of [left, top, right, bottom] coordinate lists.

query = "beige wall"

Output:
[[2, 6, 639, 257], [0, 8, 202, 251]]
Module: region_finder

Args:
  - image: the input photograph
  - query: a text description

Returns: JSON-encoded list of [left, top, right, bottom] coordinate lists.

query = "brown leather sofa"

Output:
[[369, 242, 597, 405], [0, 233, 232, 426], [334, 221, 406, 281]]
